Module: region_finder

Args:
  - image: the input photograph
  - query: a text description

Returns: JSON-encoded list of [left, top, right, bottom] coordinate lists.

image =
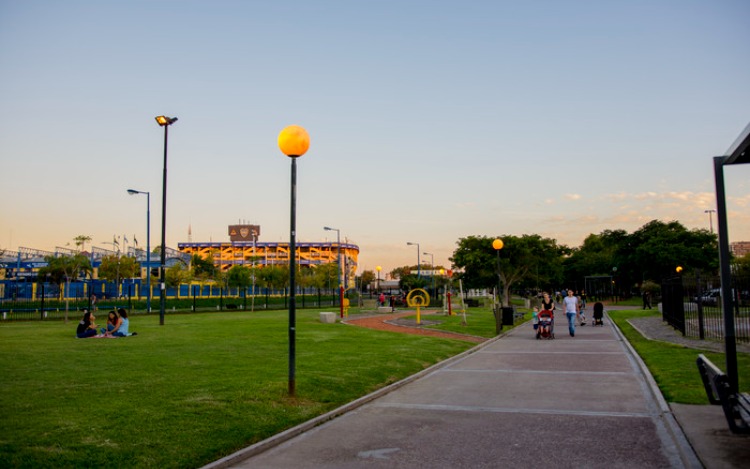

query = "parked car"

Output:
[[694, 288, 750, 307], [695, 289, 721, 306]]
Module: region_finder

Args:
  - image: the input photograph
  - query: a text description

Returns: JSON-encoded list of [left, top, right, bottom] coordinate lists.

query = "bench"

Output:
[[696, 354, 750, 434]]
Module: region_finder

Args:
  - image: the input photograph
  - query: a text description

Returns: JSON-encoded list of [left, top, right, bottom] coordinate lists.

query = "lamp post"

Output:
[[127, 189, 151, 312], [423, 251, 434, 299], [376, 265, 382, 293], [704, 209, 716, 234], [155, 115, 177, 326], [324, 226, 343, 318], [492, 239, 504, 306], [406, 242, 420, 278], [279, 124, 310, 397]]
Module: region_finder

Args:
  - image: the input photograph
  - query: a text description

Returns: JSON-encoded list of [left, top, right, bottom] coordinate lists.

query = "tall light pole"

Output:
[[324, 226, 343, 317], [279, 124, 310, 397], [492, 239, 504, 306], [376, 265, 382, 293], [423, 251, 434, 298], [155, 115, 177, 326], [127, 189, 151, 312], [406, 242, 420, 278], [704, 209, 716, 234]]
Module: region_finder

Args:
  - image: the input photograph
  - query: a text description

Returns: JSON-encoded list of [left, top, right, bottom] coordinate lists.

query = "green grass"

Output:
[[0, 309, 473, 468], [608, 309, 750, 404], [421, 307, 532, 338]]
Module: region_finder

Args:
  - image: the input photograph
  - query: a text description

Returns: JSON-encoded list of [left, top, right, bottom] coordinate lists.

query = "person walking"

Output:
[[563, 289, 579, 337], [642, 290, 652, 309]]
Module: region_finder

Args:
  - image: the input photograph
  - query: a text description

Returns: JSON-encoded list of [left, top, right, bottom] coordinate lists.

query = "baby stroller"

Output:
[[536, 309, 555, 339], [593, 302, 604, 326]]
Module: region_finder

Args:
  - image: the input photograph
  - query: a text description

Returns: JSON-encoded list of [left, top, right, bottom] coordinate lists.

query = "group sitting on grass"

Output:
[[76, 308, 137, 338]]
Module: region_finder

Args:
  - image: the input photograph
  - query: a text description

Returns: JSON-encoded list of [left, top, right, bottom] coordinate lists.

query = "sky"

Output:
[[1, 0, 749, 276]]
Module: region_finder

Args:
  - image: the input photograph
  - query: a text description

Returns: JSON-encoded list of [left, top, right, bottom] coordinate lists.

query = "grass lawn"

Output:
[[0, 309, 474, 468], [422, 306, 532, 338], [608, 309, 750, 404]]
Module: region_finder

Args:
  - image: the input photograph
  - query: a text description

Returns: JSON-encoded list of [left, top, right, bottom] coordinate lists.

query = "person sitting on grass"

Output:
[[100, 310, 119, 335], [111, 308, 137, 337], [76, 310, 98, 339]]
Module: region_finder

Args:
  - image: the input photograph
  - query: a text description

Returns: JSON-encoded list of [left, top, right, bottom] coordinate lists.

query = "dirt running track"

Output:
[[344, 310, 486, 343]]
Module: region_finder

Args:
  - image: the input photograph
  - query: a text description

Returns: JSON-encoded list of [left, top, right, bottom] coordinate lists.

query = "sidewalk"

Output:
[[211, 315, 705, 468]]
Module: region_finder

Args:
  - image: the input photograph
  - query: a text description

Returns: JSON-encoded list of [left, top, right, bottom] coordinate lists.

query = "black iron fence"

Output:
[[661, 271, 750, 344], [0, 279, 344, 322]]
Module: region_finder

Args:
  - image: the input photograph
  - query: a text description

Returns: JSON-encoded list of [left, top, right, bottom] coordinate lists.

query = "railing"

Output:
[[0, 280, 344, 321], [661, 272, 750, 344]]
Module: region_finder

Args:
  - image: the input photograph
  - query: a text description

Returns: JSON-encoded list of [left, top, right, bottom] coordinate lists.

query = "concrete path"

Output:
[[215, 314, 700, 468]]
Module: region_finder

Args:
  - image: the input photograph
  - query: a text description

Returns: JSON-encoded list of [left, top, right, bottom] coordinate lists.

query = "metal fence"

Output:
[[0, 279, 343, 322], [661, 271, 750, 344]]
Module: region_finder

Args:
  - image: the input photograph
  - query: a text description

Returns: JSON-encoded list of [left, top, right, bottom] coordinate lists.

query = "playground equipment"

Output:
[[406, 288, 430, 325]]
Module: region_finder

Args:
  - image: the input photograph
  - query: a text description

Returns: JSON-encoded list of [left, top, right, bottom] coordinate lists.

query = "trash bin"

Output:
[[502, 307, 515, 326]]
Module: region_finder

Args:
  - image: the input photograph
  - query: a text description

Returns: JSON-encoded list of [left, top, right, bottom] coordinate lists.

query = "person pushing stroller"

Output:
[[536, 308, 554, 339]]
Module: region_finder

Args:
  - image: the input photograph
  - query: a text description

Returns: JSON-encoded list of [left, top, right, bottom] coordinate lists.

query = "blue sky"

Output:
[[1, 0, 748, 275]]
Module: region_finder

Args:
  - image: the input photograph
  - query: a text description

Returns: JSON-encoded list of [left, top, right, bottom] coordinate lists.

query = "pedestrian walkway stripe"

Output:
[[374, 402, 654, 419], [479, 351, 622, 355], [443, 369, 631, 376]]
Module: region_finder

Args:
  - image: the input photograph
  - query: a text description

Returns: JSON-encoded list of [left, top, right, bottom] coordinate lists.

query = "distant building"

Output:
[[731, 241, 750, 258], [178, 224, 360, 286]]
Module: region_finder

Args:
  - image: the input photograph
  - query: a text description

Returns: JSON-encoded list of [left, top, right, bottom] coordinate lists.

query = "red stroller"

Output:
[[536, 309, 555, 339]]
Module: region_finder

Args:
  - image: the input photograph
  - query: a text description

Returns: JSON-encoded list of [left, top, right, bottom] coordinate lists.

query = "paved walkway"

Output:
[[627, 315, 750, 354], [212, 313, 701, 468]]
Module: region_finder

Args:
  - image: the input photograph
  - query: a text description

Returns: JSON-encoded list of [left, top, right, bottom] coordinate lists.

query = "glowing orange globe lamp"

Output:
[[492, 239, 504, 250], [278, 125, 310, 157]]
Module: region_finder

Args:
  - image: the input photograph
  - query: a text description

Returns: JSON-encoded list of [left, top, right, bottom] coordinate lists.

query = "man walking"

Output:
[[563, 289, 579, 337]]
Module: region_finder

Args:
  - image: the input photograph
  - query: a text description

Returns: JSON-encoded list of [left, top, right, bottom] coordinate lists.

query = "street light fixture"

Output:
[[155, 115, 177, 326], [704, 209, 716, 234], [406, 242, 420, 278], [127, 189, 151, 312], [376, 265, 382, 293], [492, 239, 504, 305], [279, 124, 310, 397], [423, 251, 434, 298], [324, 226, 344, 318]]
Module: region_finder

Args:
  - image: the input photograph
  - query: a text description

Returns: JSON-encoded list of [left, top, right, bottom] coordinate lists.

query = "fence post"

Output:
[[40, 282, 45, 320], [696, 270, 705, 340]]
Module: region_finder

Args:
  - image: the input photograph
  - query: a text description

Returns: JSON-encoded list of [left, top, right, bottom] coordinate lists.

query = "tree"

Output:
[[38, 253, 92, 323], [227, 265, 252, 289], [451, 234, 567, 306], [98, 255, 140, 286], [191, 254, 217, 280], [73, 235, 92, 252], [358, 269, 376, 291], [165, 263, 191, 288], [257, 265, 288, 290], [628, 220, 717, 281], [311, 263, 339, 290], [398, 273, 427, 292], [563, 229, 627, 290]]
